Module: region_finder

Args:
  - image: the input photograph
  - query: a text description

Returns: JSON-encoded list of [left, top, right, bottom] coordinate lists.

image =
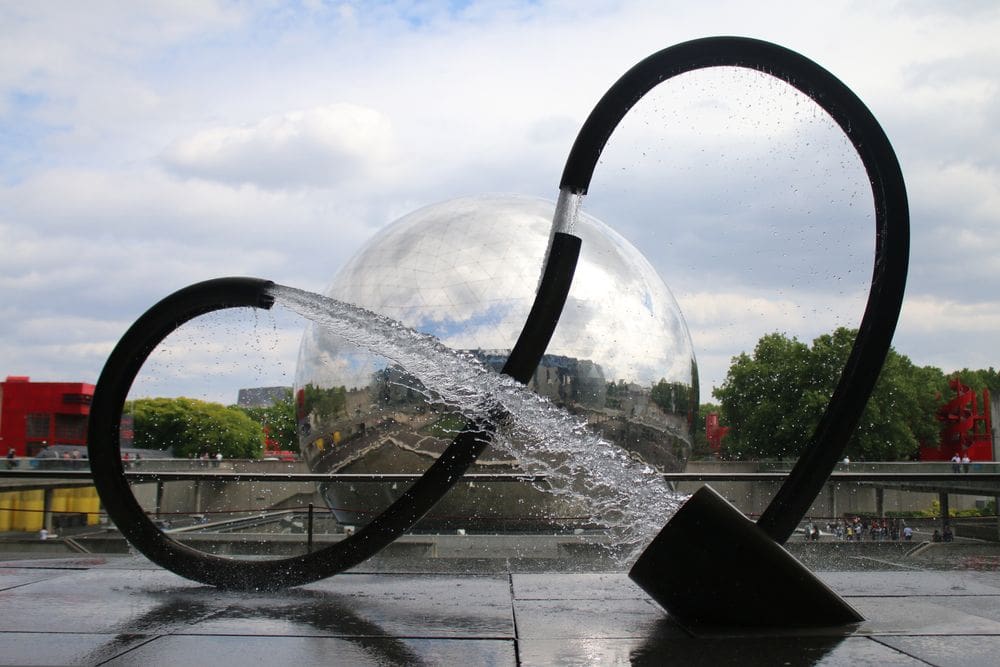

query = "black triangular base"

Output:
[[629, 485, 863, 628]]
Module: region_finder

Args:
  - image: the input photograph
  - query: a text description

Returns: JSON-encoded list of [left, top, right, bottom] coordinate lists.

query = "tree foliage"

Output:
[[948, 367, 1000, 396], [237, 389, 299, 452], [650, 379, 692, 417], [127, 397, 264, 459], [299, 383, 348, 423], [713, 328, 949, 461]]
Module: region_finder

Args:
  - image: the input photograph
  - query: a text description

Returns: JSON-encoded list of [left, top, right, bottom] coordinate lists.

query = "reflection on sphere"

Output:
[[295, 194, 698, 530]]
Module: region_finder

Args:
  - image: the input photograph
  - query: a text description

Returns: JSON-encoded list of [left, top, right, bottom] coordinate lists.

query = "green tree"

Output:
[[300, 383, 348, 423], [949, 367, 1000, 397], [127, 397, 264, 459], [238, 389, 299, 453], [713, 332, 813, 460], [714, 328, 947, 461], [650, 379, 690, 416], [829, 330, 947, 460]]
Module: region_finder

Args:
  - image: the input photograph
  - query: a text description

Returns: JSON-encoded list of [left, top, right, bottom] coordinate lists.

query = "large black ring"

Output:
[[89, 236, 579, 590], [559, 36, 908, 543]]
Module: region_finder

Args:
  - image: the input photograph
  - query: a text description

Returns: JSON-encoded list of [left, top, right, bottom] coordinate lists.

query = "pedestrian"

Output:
[[962, 454, 971, 473], [951, 453, 961, 473], [5, 448, 16, 469], [903, 525, 913, 541]]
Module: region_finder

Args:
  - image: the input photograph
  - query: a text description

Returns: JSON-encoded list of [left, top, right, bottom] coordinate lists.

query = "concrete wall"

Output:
[[127, 459, 318, 523], [3, 458, 994, 535], [682, 461, 990, 521], [993, 393, 1000, 460]]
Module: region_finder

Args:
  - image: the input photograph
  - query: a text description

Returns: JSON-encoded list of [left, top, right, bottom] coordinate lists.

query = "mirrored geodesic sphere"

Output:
[[294, 194, 698, 530]]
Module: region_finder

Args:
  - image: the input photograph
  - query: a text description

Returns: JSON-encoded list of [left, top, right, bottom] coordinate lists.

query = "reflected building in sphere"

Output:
[[295, 195, 698, 531]]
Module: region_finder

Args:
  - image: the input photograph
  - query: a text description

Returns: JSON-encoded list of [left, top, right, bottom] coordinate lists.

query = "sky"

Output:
[[1, 1, 998, 406]]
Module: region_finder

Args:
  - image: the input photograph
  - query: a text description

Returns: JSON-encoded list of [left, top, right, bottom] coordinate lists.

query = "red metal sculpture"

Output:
[[921, 377, 993, 462], [705, 412, 730, 457]]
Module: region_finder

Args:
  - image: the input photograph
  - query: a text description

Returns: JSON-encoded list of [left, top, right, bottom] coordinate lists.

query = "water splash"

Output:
[[269, 283, 686, 563]]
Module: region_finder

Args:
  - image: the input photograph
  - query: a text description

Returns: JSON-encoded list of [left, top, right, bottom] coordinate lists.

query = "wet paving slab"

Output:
[[850, 596, 1000, 636], [102, 635, 517, 666], [512, 572, 644, 600], [0, 557, 999, 664], [518, 635, 929, 666], [0, 632, 154, 666], [875, 635, 1000, 667], [819, 570, 1000, 597], [0, 568, 75, 592]]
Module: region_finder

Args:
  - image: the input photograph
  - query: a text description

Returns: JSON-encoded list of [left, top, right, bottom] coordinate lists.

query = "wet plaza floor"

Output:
[[1, 555, 1000, 665]]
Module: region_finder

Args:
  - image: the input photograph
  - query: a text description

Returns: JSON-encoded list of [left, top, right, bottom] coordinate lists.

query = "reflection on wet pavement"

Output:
[[1, 555, 1000, 664]]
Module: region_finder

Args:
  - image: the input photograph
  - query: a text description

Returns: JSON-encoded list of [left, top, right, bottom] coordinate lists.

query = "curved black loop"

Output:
[[89, 38, 907, 589], [89, 234, 580, 591], [86, 278, 487, 589], [561, 36, 908, 543]]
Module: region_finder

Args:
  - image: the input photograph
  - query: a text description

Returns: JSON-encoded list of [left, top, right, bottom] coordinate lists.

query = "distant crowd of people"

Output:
[[803, 516, 958, 543], [932, 525, 955, 542], [805, 517, 920, 542], [195, 451, 224, 467]]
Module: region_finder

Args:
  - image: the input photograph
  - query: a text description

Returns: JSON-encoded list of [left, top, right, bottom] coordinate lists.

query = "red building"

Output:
[[0, 376, 95, 457]]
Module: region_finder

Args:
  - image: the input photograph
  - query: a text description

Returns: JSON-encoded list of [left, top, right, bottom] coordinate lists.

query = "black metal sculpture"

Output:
[[88, 36, 907, 627], [561, 36, 907, 628], [87, 247, 579, 590]]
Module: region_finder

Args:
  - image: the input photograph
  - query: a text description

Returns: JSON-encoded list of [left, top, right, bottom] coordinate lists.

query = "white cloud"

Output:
[[678, 288, 869, 395], [0, 164, 381, 286], [0, 0, 998, 403], [900, 296, 1000, 334], [161, 104, 397, 190], [127, 308, 303, 403]]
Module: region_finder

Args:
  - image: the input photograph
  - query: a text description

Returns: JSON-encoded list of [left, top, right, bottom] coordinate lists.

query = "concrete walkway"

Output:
[[2, 556, 1000, 665]]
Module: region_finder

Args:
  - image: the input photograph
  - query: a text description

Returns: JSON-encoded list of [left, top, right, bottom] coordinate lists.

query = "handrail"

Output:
[[2, 470, 999, 484]]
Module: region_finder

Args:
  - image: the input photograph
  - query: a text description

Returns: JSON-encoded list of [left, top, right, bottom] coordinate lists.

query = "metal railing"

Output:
[[2, 464, 998, 550], [3, 469, 1000, 483]]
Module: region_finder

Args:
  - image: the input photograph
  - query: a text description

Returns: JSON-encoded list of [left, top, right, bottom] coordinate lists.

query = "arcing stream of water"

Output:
[[269, 284, 686, 563]]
